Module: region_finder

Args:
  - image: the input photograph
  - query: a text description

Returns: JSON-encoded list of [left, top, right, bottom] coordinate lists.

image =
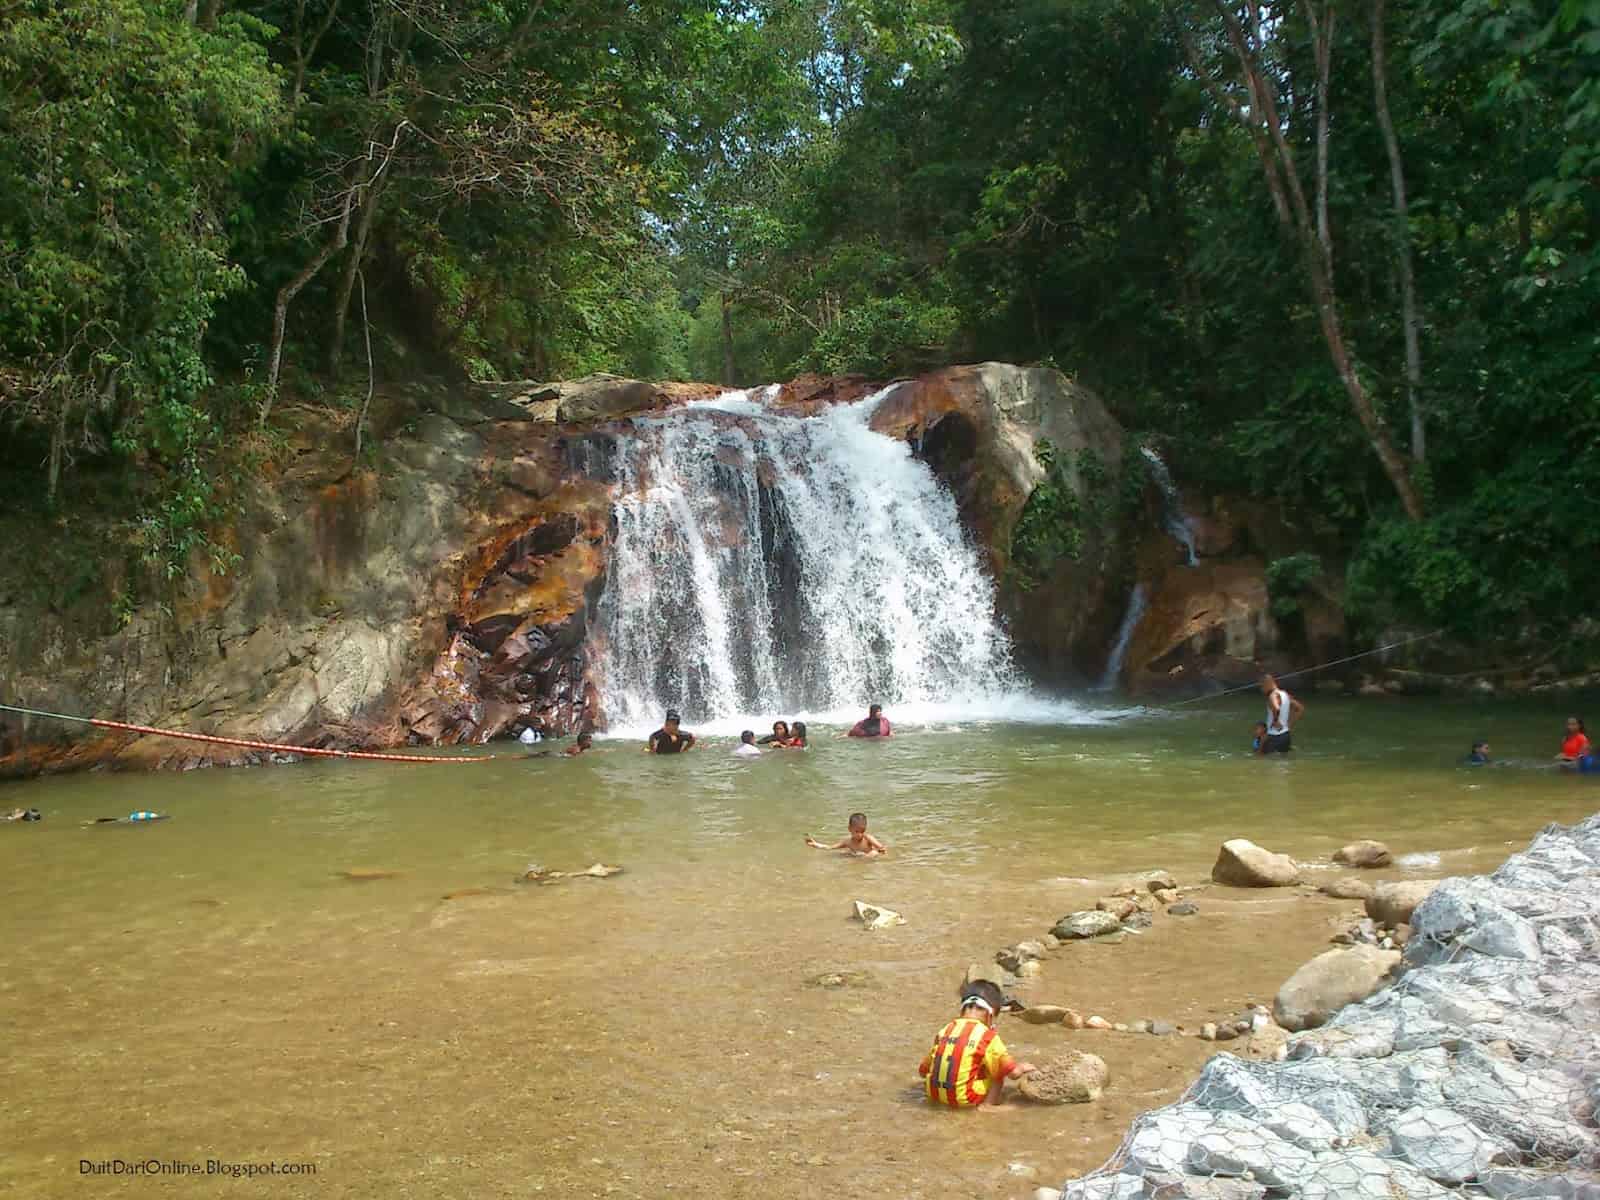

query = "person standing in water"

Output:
[[1558, 717, 1592, 770], [845, 704, 892, 739], [645, 711, 697, 754], [1258, 674, 1303, 754], [757, 721, 791, 746], [733, 731, 763, 758]]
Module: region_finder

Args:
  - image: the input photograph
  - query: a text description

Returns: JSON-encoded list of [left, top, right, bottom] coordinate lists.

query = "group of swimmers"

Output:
[[640, 703, 894, 756]]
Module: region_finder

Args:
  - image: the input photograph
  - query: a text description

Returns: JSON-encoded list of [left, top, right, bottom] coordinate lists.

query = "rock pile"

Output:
[[1052, 813, 1600, 1199]]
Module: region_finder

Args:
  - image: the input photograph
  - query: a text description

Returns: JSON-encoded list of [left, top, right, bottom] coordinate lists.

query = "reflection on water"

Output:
[[2, 697, 1596, 1198]]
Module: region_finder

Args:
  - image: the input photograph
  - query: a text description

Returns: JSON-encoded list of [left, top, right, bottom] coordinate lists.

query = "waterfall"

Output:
[[1095, 584, 1148, 692], [1139, 447, 1198, 566], [587, 386, 1058, 733]]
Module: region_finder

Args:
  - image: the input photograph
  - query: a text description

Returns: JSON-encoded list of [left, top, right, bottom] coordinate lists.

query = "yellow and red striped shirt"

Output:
[[918, 1017, 1015, 1107]]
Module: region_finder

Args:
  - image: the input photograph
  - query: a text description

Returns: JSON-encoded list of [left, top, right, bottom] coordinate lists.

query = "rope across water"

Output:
[[0, 702, 490, 765]]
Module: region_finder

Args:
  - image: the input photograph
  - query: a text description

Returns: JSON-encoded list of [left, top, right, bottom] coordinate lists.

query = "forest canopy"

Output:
[[1, 0, 1596, 641]]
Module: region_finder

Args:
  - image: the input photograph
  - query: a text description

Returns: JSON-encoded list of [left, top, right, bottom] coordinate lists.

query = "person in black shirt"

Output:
[[645, 710, 697, 754], [757, 720, 791, 746]]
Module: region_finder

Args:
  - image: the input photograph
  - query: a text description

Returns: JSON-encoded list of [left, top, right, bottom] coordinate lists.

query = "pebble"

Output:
[[1151, 1021, 1177, 1036], [1169, 901, 1200, 916], [1200, 1023, 1218, 1041], [1146, 870, 1177, 892], [1085, 1015, 1112, 1030], [1063, 1010, 1086, 1030], [1214, 1024, 1239, 1042], [1114, 1022, 1130, 1033], [1132, 1020, 1152, 1034], [1152, 887, 1178, 906], [1017, 960, 1043, 979]]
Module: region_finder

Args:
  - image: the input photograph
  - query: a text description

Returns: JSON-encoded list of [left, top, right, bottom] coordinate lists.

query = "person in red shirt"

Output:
[[845, 704, 892, 739], [1559, 716, 1591, 768]]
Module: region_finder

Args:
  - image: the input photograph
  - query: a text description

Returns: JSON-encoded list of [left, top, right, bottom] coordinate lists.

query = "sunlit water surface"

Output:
[[2, 697, 1595, 1198]]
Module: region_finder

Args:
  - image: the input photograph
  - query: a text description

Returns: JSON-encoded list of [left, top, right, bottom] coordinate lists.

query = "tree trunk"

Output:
[[1189, 0, 1423, 520], [261, 189, 357, 427], [353, 269, 376, 462], [720, 290, 736, 387], [327, 186, 382, 379], [47, 392, 68, 506], [1371, 0, 1426, 463]]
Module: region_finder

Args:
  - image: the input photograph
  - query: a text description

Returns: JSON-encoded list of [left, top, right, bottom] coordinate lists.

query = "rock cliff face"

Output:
[[0, 364, 1138, 772]]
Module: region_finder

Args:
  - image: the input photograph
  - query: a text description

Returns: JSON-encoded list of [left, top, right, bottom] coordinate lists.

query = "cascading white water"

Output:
[[1139, 447, 1199, 566], [1095, 583, 1148, 692], [590, 387, 1112, 734]]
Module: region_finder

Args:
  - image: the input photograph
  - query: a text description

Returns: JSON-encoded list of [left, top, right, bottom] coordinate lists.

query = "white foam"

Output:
[[1397, 851, 1442, 870]]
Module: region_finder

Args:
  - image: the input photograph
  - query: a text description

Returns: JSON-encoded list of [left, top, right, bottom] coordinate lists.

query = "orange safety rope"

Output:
[[0, 703, 490, 765]]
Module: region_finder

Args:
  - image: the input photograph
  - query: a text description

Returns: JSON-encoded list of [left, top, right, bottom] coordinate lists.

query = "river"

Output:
[[2, 696, 1595, 1198]]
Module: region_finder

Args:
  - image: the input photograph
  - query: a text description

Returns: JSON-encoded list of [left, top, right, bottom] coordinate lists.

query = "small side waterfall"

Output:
[[1095, 583, 1148, 692], [1139, 447, 1198, 566], [588, 387, 1030, 732]]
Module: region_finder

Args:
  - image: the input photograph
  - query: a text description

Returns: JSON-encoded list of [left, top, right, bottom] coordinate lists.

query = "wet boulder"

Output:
[[1321, 876, 1376, 900], [1212, 838, 1300, 887], [1334, 840, 1393, 868]]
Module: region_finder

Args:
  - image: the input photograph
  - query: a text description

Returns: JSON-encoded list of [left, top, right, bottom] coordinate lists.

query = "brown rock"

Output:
[[1212, 838, 1300, 887], [1019, 1005, 1072, 1025], [1366, 880, 1440, 928], [339, 868, 401, 882], [1084, 1015, 1112, 1030], [1096, 896, 1141, 921], [1273, 944, 1401, 1031], [1062, 1010, 1085, 1030], [1017, 1050, 1110, 1104], [1145, 870, 1177, 893], [1152, 887, 1178, 906], [1333, 840, 1393, 869], [1319, 876, 1375, 901]]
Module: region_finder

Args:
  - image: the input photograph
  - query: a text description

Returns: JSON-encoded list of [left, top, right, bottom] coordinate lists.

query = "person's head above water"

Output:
[[1568, 716, 1586, 735], [576, 732, 593, 748], [664, 710, 681, 730], [1252, 721, 1268, 734], [957, 979, 1004, 1025], [868, 703, 883, 718], [848, 812, 867, 832], [740, 730, 756, 745], [791, 721, 807, 743], [771, 720, 789, 738]]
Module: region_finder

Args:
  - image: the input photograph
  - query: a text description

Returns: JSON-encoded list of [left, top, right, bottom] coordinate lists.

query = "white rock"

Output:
[[1298, 1151, 1452, 1199], [1462, 907, 1544, 960], [850, 900, 904, 930], [1186, 1121, 1318, 1189], [1389, 1105, 1512, 1184], [1058, 1174, 1142, 1200], [1125, 1105, 1247, 1177]]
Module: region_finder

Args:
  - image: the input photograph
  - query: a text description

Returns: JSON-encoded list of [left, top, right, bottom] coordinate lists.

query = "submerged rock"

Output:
[[1321, 876, 1376, 900], [1334, 840, 1393, 868], [1169, 901, 1200, 916], [851, 900, 905, 929], [1019, 1051, 1110, 1104], [1211, 838, 1300, 887], [1274, 945, 1400, 1031]]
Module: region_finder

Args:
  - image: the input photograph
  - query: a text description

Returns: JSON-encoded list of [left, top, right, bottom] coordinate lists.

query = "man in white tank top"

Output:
[[1258, 673, 1305, 754]]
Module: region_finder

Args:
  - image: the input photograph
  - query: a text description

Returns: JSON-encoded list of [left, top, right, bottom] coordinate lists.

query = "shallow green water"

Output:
[[2, 695, 1596, 1198]]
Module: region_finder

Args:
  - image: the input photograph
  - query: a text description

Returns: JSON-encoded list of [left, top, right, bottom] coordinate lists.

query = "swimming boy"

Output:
[[917, 980, 1037, 1109], [645, 711, 697, 754], [1251, 721, 1267, 755], [733, 730, 763, 757], [805, 811, 886, 856], [565, 732, 594, 757], [1467, 740, 1491, 765]]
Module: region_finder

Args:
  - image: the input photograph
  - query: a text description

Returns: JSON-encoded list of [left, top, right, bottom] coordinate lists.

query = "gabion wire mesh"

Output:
[[1052, 813, 1600, 1200]]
